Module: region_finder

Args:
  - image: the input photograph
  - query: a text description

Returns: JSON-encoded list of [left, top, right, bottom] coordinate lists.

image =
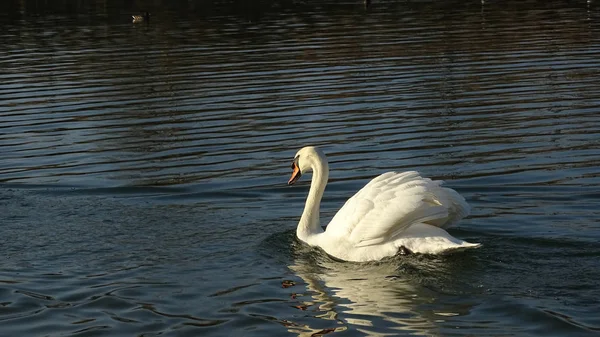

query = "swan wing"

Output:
[[424, 185, 471, 229], [325, 171, 469, 247]]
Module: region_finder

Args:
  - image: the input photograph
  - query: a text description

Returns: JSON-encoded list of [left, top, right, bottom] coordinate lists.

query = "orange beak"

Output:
[[288, 162, 302, 185]]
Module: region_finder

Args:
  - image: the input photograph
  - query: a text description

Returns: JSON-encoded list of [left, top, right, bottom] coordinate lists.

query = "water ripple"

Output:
[[1, 0, 600, 336]]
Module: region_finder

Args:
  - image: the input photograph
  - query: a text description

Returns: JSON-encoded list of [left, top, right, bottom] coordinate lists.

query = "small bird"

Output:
[[132, 12, 150, 23]]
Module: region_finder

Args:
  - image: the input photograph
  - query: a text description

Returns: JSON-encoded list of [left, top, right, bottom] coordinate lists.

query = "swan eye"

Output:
[[291, 156, 300, 170]]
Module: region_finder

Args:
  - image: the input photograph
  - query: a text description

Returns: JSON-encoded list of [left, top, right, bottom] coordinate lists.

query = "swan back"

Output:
[[324, 171, 470, 247]]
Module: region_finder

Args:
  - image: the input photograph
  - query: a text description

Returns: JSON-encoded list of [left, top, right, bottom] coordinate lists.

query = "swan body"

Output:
[[288, 146, 480, 262]]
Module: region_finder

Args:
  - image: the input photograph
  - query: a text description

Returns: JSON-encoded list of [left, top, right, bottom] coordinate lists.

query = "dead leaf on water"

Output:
[[311, 327, 336, 336], [282, 280, 296, 288], [293, 304, 308, 310]]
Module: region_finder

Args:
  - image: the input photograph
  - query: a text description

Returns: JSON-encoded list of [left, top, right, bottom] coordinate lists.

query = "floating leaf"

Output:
[[293, 304, 308, 310], [311, 327, 336, 336], [282, 280, 296, 288]]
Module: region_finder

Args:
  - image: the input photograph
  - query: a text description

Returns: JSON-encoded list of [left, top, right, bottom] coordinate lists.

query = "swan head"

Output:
[[288, 146, 327, 185]]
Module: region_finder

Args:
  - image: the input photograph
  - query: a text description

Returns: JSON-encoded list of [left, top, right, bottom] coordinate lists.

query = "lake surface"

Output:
[[1, 0, 600, 336]]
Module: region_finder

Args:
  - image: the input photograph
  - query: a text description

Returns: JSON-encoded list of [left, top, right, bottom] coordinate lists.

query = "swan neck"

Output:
[[297, 157, 329, 243]]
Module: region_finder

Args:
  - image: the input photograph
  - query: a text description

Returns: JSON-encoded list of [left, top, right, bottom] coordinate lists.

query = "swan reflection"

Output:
[[286, 250, 475, 336]]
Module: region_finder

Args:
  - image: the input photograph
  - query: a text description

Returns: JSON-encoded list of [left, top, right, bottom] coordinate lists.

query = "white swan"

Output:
[[288, 146, 480, 262]]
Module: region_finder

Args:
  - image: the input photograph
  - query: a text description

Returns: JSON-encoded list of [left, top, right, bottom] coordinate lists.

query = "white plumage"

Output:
[[288, 146, 479, 262]]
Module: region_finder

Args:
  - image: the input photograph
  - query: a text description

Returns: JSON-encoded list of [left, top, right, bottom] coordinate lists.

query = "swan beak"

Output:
[[288, 162, 302, 185]]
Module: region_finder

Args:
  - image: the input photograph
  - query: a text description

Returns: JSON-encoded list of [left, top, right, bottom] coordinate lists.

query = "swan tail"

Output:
[[394, 223, 481, 254]]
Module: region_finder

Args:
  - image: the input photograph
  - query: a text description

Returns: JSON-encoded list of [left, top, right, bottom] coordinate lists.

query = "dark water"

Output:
[[2, 0, 600, 336]]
